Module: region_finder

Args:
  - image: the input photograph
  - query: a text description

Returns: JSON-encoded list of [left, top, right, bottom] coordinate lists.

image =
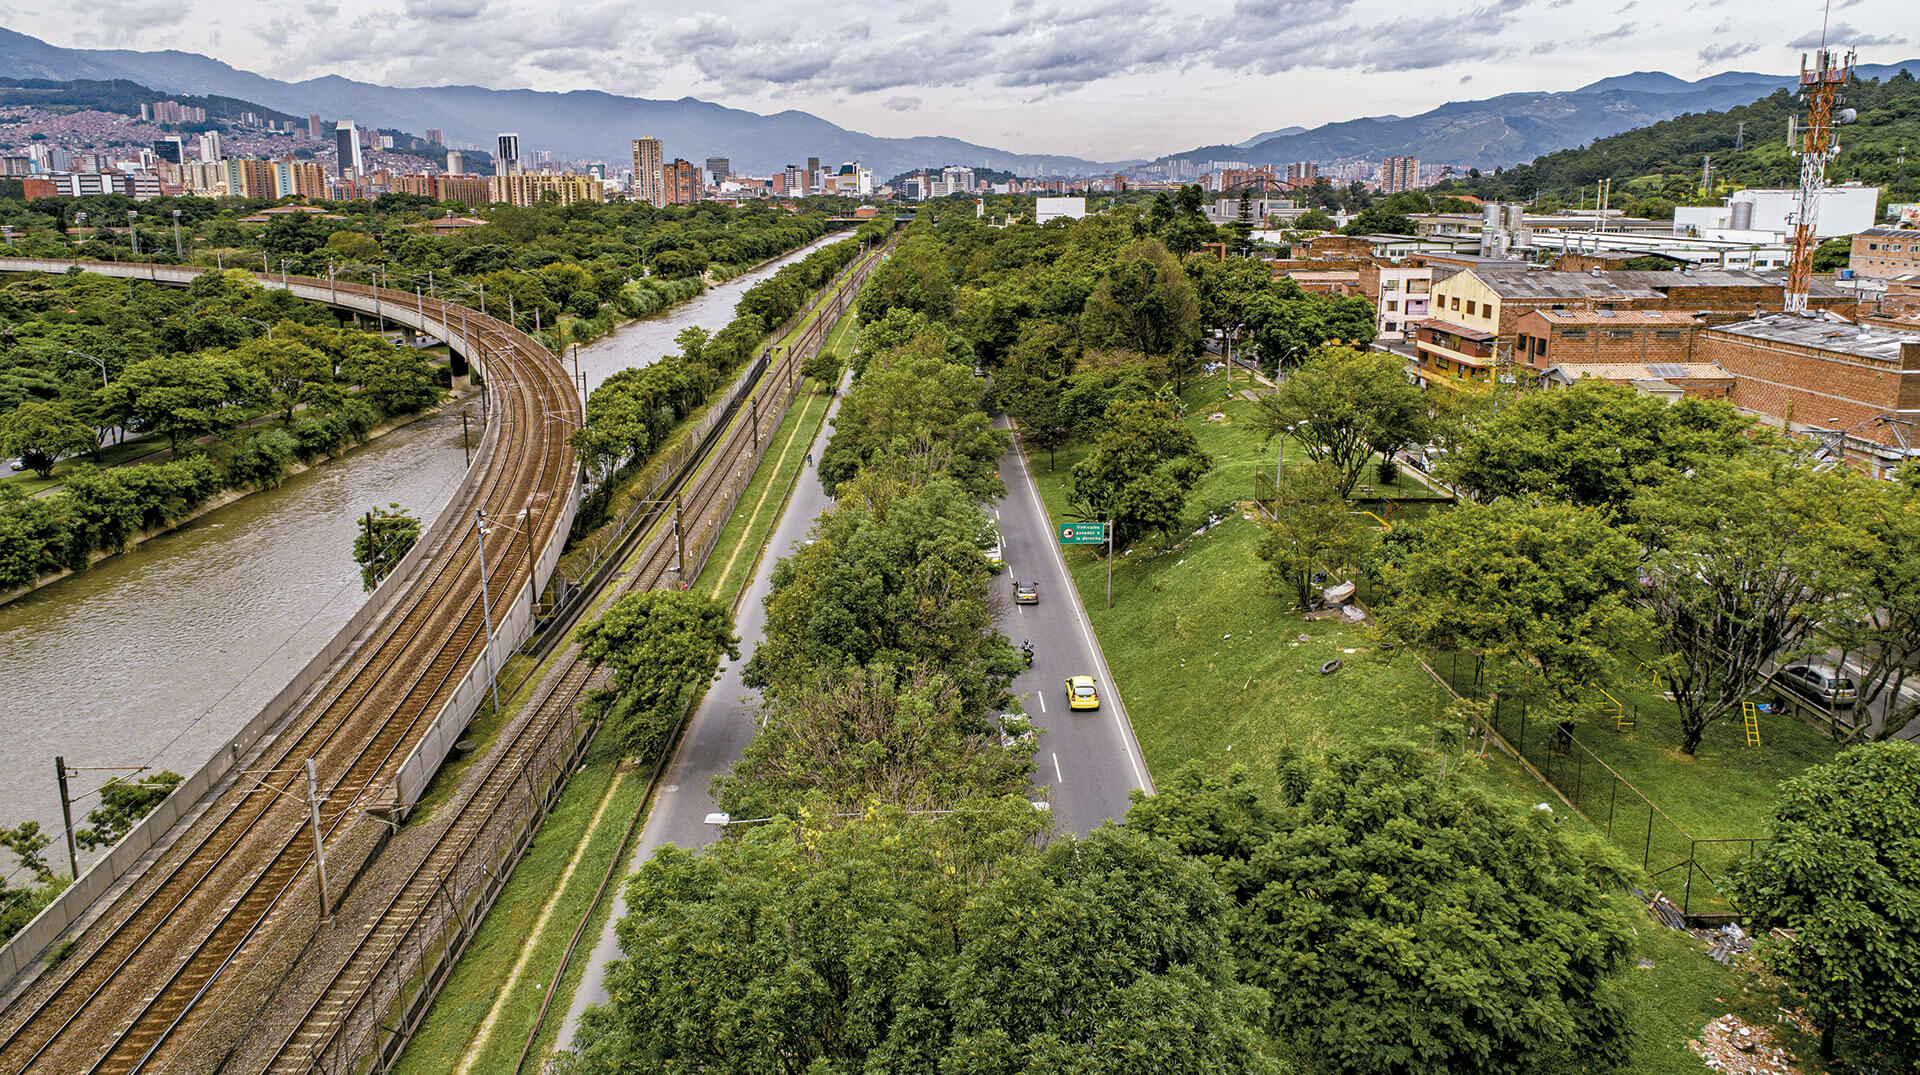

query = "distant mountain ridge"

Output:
[[1172, 62, 1920, 173], [0, 27, 1122, 180]]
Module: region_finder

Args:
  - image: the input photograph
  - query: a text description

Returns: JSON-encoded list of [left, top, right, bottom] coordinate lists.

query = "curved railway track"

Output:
[[251, 247, 883, 1075], [0, 272, 579, 1074]]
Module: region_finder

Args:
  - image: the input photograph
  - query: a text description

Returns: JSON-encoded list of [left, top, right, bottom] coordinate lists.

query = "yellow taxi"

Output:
[[1065, 675, 1100, 711]]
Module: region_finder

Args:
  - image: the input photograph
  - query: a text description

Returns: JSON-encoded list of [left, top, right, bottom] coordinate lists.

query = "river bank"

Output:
[[0, 385, 479, 610]]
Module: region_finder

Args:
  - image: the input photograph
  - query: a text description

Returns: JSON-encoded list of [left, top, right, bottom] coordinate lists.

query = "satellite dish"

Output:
[[1838, 108, 1858, 125]]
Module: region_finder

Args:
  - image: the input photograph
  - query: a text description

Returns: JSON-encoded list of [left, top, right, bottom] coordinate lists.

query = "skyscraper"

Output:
[[497, 133, 521, 176], [150, 137, 183, 164], [446, 150, 465, 175], [336, 119, 364, 178], [307, 114, 322, 140], [1381, 156, 1420, 194], [705, 157, 730, 183], [198, 130, 223, 161], [426, 128, 443, 146], [806, 156, 820, 194], [632, 137, 665, 207]]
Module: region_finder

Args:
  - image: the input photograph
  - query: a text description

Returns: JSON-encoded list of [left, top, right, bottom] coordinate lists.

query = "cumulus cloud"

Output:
[[403, 0, 488, 20], [884, 95, 922, 111], [1787, 23, 1907, 49], [899, 0, 949, 24], [1699, 41, 1762, 64]]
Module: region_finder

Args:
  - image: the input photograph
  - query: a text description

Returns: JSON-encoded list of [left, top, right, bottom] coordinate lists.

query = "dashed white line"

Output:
[[1037, 692, 1046, 713], [1052, 752, 1063, 782]]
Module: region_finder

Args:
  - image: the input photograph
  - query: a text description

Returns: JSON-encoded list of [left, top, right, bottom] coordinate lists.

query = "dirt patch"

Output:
[[1688, 1013, 1803, 1074]]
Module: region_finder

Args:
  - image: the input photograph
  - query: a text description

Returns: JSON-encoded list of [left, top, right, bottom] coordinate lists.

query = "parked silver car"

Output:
[[1774, 662, 1857, 710]]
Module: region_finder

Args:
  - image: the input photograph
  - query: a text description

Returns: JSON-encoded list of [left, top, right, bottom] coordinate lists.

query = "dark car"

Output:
[[1013, 579, 1038, 604], [1774, 662, 1857, 709]]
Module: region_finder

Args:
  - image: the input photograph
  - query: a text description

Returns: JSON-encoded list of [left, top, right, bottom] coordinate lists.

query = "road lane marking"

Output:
[[1037, 693, 1046, 713], [1052, 752, 1063, 782]]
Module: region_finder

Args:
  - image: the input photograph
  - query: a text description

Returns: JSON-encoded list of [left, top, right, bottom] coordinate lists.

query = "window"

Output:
[[1385, 321, 1398, 332], [1451, 296, 1460, 311], [1409, 280, 1430, 294], [1655, 329, 1683, 339], [1562, 329, 1587, 339], [1386, 300, 1399, 311], [1466, 300, 1477, 316], [1609, 329, 1634, 339], [1382, 279, 1400, 291]]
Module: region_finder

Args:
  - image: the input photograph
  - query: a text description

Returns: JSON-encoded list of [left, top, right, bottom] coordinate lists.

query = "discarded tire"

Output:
[[1320, 659, 1342, 675]]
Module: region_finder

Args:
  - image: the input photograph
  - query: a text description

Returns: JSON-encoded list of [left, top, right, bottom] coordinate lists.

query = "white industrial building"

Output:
[[1035, 196, 1087, 223], [1674, 183, 1880, 240]]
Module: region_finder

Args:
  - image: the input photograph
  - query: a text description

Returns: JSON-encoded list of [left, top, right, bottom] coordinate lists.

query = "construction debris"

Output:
[[1687, 1014, 1800, 1074]]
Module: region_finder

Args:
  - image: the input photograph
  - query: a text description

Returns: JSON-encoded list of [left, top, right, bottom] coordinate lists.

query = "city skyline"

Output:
[[1, 0, 1914, 160]]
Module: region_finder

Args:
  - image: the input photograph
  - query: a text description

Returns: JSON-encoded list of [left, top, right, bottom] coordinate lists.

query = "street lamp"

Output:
[[171, 209, 183, 260], [471, 509, 505, 715], [126, 210, 138, 255], [237, 316, 276, 340]]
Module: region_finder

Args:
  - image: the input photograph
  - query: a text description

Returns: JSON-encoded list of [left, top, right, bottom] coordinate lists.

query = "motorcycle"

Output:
[[1021, 640, 1034, 668]]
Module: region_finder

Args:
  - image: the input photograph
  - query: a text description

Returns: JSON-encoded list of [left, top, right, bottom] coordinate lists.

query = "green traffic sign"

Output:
[[1058, 522, 1106, 545]]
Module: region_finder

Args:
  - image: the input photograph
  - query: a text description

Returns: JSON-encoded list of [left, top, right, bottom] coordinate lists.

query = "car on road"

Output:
[[983, 523, 1005, 573], [1773, 662, 1857, 710], [1013, 579, 1039, 604], [1065, 675, 1100, 711]]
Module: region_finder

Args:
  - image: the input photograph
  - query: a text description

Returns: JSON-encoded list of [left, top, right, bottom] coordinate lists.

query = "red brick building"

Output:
[[1698, 314, 1920, 477], [1848, 227, 1920, 280]]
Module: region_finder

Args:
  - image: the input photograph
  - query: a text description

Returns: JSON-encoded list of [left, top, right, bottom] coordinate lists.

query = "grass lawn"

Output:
[[1025, 364, 1817, 1075]]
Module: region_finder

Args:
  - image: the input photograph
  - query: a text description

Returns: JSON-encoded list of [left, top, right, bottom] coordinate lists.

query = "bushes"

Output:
[[228, 429, 298, 489], [0, 456, 228, 587]]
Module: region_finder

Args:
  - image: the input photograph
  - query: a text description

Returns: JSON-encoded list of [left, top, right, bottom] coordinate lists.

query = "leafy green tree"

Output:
[[567, 802, 1046, 1075], [1256, 462, 1374, 611], [1127, 753, 1637, 1075], [798, 345, 844, 391], [0, 399, 97, 476], [941, 826, 1279, 1074], [577, 589, 739, 758], [718, 660, 1030, 821], [1819, 479, 1920, 740], [1080, 240, 1201, 372], [0, 821, 54, 882], [1294, 208, 1335, 232], [1440, 380, 1754, 509], [340, 344, 440, 416], [95, 354, 267, 452], [1370, 498, 1647, 704], [817, 353, 1008, 501], [1069, 400, 1212, 548], [352, 502, 420, 592], [239, 337, 335, 421], [74, 770, 182, 850], [1730, 742, 1920, 1064], [1249, 347, 1427, 497], [857, 235, 956, 323], [1633, 456, 1871, 754]]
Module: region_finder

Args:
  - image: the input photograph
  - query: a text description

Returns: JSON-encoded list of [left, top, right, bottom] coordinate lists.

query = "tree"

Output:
[[352, 503, 420, 591], [1633, 456, 1870, 754], [567, 802, 1047, 1075], [1294, 208, 1335, 232], [1819, 479, 1920, 740], [941, 826, 1279, 1073], [1069, 399, 1212, 548], [1249, 347, 1427, 497], [240, 337, 335, 421], [340, 344, 440, 416], [74, 770, 182, 850], [94, 354, 266, 452], [798, 344, 844, 391], [1126, 753, 1637, 1075], [1079, 240, 1201, 376], [1256, 462, 1374, 611], [1440, 380, 1754, 509], [576, 589, 739, 758], [1730, 742, 1920, 1064], [0, 399, 96, 477], [1370, 498, 1647, 705], [816, 354, 1008, 501]]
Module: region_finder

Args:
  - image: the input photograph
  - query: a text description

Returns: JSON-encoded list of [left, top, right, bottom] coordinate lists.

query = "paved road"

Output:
[[992, 425, 1153, 836], [558, 388, 847, 1045], [557, 415, 1154, 1047]]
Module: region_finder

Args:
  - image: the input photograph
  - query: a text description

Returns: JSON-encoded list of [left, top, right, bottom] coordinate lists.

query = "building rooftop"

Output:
[[1707, 312, 1920, 363], [1857, 227, 1920, 239], [1521, 308, 1703, 326], [1466, 267, 1846, 302], [1545, 362, 1730, 381], [1417, 318, 1495, 341]]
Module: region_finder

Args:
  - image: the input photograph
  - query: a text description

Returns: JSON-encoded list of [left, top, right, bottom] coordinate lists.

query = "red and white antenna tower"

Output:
[[1785, 35, 1853, 314]]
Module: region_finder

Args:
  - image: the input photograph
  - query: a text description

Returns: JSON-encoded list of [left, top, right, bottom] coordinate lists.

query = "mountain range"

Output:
[[2, 26, 1915, 179]]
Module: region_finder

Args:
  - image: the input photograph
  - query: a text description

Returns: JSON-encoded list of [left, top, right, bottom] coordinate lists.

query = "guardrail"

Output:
[[0, 259, 575, 989]]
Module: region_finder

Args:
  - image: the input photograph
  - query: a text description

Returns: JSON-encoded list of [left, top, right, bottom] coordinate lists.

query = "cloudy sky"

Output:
[[5, 0, 1916, 159]]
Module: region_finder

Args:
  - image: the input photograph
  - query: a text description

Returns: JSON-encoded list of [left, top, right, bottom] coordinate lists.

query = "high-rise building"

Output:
[[806, 156, 820, 194], [497, 133, 521, 175], [1284, 161, 1319, 183], [271, 159, 330, 199], [1381, 156, 1420, 194], [426, 128, 443, 146], [307, 114, 322, 140], [150, 137, 183, 164], [197, 130, 223, 161], [705, 157, 730, 183], [665, 158, 701, 204], [336, 119, 364, 178], [783, 164, 804, 196], [223, 157, 277, 198], [446, 150, 465, 175], [632, 137, 665, 206]]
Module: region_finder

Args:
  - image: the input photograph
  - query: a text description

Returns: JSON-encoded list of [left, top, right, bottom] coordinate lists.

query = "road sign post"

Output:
[[1056, 521, 1114, 608]]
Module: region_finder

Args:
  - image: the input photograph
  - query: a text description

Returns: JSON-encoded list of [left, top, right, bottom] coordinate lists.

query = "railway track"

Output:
[[247, 246, 883, 1075], [0, 274, 579, 1074]]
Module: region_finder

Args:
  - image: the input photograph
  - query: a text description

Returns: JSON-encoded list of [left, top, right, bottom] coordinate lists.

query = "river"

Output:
[[0, 233, 849, 881]]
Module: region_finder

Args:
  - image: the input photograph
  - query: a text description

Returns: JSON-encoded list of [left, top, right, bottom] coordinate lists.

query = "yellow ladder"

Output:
[[1743, 701, 1762, 748], [1597, 686, 1632, 729]]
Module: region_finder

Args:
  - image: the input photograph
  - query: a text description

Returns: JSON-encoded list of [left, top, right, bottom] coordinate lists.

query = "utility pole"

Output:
[[304, 758, 332, 921], [54, 757, 77, 880], [473, 510, 503, 715]]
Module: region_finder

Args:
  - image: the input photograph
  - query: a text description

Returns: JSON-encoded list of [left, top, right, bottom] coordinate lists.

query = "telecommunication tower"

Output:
[[1785, 45, 1853, 314]]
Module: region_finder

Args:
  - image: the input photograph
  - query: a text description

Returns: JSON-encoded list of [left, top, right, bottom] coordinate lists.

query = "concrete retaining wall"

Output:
[[0, 260, 576, 990]]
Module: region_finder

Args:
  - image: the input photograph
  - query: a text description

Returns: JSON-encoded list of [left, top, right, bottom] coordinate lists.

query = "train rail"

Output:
[[247, 246, 883, 1075], [0, 268, 579, 1074]]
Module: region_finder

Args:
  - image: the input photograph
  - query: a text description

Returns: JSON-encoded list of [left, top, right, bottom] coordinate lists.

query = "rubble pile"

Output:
[[1687, 1014, 1800, 1074]]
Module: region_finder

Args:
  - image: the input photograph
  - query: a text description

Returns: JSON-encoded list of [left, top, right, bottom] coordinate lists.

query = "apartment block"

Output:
[[1850, 227, 1920, 280], [632, 137, 664, 206], [489, 171, 604, 208], [664, 158, 701, 205]]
